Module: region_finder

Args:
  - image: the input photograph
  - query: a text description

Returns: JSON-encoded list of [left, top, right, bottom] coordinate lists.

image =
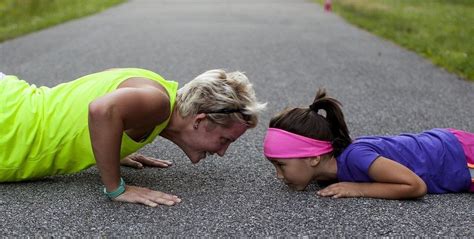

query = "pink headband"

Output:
[[263, 128, 333, 159]]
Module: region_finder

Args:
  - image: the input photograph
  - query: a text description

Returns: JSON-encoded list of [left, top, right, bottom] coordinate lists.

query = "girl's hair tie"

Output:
[[309, 103, 318, 112]]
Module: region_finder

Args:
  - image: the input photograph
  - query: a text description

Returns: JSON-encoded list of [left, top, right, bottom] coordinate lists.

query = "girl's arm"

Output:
[[88, 83, 180, 207], [317, 156, 427, 199]]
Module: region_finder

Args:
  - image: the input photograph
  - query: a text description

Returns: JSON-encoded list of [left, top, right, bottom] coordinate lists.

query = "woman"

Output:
[[0, 68, 266, 207]]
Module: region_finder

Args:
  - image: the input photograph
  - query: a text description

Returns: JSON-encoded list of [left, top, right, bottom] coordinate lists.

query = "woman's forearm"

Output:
[[88, 101, 124, 191]]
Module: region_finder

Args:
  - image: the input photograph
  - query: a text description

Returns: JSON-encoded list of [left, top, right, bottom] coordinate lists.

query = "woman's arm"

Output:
[[317, 156, 427, 199], [88, 84, 180, 207]]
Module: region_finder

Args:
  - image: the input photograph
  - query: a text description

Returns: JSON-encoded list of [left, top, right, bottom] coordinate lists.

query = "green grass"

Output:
[[0, 0, 125, 43], [317, 0, 474, 81]]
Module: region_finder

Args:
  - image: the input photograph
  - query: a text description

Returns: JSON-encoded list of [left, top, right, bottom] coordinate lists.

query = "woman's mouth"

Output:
[[191, 152, 216, 164]]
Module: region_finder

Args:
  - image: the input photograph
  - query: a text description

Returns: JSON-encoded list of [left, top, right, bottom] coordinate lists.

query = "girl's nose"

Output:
[[276, 170, 284, 179]]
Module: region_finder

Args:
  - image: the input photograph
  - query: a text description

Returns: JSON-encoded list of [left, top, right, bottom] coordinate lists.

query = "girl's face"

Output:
[[269, 158, 315, 191]]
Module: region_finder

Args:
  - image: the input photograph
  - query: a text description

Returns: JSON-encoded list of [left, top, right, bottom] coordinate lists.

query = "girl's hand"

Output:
[[121, 153, 173, 169], [316, 182, 364, 198], [114, 185, 182, 207]]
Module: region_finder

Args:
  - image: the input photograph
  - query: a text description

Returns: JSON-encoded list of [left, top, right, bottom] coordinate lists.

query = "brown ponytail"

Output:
[[269, 88, 351, 157]]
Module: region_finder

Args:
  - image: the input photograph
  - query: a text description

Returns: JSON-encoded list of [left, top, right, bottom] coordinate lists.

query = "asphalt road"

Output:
[[1, 0, 473, 237]]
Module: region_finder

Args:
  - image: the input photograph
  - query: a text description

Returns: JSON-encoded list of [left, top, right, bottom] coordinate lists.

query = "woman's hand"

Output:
[[317, 182, 365, 198], [121, 153, 173, 169], [114, 185, 182, 207]]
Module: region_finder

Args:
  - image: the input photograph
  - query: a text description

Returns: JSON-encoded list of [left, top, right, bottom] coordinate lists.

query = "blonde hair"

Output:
[[176, 69, 266, 128]]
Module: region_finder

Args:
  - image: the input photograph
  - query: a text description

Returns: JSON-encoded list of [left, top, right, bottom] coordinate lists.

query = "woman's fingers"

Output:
[[150, 193, 181, 206], [120, 157, 144, 169], [139, 198, 158, 208], [114, 185, 181, 207], [122, 154, 172, 168], [138, 156, 172, 167]]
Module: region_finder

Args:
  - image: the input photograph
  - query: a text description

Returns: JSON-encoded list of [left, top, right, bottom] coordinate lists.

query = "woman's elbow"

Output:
[[88, 100, 113, 120]]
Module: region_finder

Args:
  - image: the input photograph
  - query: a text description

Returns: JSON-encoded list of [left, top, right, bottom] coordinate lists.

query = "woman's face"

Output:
[[183, 119, 248, 164], [269, 158, 315, 191]]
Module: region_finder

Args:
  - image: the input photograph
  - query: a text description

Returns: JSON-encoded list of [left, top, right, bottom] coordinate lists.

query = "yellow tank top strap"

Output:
[[117, 69, 178, 158]]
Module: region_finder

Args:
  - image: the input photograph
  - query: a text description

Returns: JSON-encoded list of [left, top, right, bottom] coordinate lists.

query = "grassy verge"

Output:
[[317, 0, 474, 81], [0, 0, 125, 43]]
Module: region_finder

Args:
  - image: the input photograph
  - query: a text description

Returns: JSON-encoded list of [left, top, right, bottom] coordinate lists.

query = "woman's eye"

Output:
[[220, 138, 230, 145]]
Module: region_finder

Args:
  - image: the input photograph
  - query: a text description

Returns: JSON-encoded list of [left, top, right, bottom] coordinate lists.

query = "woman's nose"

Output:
[[217, 144, 230, 156]]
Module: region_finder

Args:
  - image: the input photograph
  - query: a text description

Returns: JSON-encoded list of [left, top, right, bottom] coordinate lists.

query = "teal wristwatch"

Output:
[[103, 177, 126, 199]]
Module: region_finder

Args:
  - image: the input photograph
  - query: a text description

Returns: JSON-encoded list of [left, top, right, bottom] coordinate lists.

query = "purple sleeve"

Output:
[[343, 145, 381, 182]]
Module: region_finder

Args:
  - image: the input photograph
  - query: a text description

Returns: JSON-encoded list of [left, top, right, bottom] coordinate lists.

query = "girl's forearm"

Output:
[[363, 156, 428, 199], [356, 182, 427, 199], [318, 181, 427, 199]]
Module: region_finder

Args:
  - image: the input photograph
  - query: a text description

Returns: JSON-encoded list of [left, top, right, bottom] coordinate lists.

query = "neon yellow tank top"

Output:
[[0, 68, 178, 182]]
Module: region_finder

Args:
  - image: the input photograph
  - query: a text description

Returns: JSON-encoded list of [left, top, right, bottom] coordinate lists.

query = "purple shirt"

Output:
[[336, 129, 471, 193]]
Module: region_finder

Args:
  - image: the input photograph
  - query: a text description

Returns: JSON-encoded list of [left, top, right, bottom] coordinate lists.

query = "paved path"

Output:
[[1, 0, 473, 237]]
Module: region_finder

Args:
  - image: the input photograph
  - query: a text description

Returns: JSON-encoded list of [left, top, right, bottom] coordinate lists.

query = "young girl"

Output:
[[263, 89, 474, 199]]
